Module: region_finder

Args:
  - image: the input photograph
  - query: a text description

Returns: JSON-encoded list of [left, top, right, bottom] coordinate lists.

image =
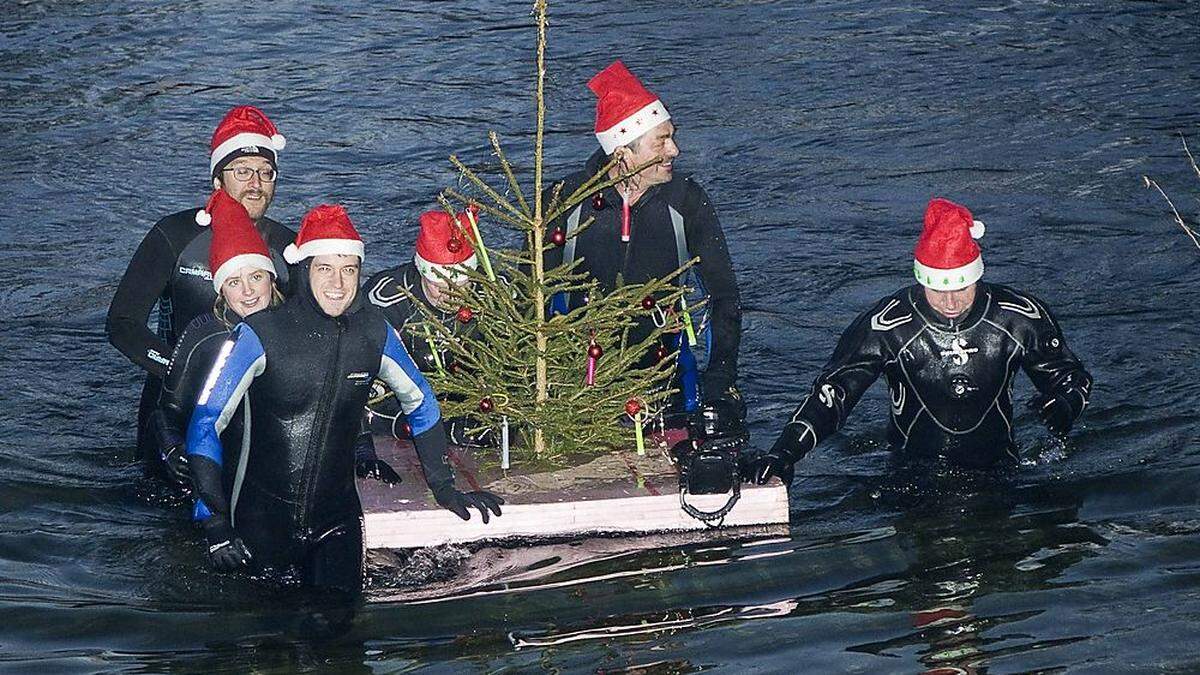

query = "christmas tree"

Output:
[[400, 0, 698, 465]]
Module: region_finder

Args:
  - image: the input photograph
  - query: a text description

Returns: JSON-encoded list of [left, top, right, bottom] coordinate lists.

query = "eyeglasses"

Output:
[[222, 166, 278, 183]]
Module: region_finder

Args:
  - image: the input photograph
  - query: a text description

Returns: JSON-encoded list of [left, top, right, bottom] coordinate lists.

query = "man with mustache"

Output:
[[107, 106, 295, 478]]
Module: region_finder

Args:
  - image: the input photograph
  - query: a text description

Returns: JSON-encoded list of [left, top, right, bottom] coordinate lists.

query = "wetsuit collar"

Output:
[[910, 282, 991, 332]]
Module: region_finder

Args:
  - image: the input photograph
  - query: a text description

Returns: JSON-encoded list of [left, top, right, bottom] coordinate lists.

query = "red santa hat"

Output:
[[209, 105, 286, 177], [413, 207, 479, 283], [284, 204, 365, 264], [588, 61, 671, 154], [913, 198, 987, 291], [205, 190, 275, 292]]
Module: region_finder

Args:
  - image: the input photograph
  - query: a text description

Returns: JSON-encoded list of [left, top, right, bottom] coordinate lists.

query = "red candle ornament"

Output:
[[585, 335, 601, 386], [620, 194, 631, 242], [456, 306, 474, 324]]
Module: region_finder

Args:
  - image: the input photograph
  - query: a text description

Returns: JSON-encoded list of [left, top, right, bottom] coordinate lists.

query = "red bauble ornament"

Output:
[[640, 295, 656, 311], [624, 399, 641, 417], [654, 344, 669, 362], [479, 396, 494, 413], [447, 238, 462, 253], [550, 228, 566, 247], [592, 192, 606, 210], [456, 306, 474, 324], [587, 343, 604, 359]]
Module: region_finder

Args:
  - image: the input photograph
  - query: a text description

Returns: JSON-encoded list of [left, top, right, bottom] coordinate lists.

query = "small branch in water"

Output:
[[1143, 174, 1200, 251]]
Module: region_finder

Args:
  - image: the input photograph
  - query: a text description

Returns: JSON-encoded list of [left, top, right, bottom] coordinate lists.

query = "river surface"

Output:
[[2, 1, 1200, 672]]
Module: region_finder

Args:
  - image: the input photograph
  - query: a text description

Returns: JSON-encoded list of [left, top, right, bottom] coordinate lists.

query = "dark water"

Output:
[[3, 0, 1200, 671]]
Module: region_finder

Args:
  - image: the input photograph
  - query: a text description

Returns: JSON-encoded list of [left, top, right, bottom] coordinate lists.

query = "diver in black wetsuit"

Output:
[[106, 106, 294, 474], [186, 205, 502, 594], [152, 190, 284, 485], [362, 208, 494, 445], [545, 61, 743, 418], [749, 198, 1093, 485]]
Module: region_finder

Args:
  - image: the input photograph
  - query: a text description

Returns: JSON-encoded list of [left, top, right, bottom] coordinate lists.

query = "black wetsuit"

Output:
[[362, 262, 491, 444], [546, 149, 742, 398], [152, 310, 243, 488], [186, 262, 450, 593], [774, 283, 1092, 468], [106, 207, 294, 466]]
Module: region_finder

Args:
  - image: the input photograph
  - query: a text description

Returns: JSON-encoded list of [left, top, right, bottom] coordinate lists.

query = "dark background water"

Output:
[[3, 0, 1200, 672]]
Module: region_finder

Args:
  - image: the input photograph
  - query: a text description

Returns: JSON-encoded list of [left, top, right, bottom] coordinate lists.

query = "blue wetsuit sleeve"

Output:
[[378, 322, 441, 434], [185, 323, 267, 524], [378, 322, 453, 491]]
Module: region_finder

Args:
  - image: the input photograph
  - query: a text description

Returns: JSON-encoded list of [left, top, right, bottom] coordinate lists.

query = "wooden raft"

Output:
[[358, 430, 790, 550]]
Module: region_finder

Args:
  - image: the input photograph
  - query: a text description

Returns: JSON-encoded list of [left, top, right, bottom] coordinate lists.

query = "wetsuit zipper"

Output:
[[297, 318, 344, 538]]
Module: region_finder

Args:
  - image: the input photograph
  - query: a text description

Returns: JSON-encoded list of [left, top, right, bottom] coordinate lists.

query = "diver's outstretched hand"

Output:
[[356, 458, 402, 485], [207, 537, 252, 572], [1029, 392, 1074, 435], [434, 486, 505, 523], [745, 448, 795, 487]]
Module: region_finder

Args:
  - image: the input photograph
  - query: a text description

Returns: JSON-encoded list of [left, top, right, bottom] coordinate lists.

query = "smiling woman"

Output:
[[153, 191, 281, 486]]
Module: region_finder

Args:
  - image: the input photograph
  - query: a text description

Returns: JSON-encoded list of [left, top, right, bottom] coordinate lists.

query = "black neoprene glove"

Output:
[[1030, 391, 1076, 435], [433, 484, 505, 523], [161, 444, 190, 484], [747, 422, 817, 486], [204, 518, 251, 572], [356, 459, 402, 485], [353, 428, 401, 485]]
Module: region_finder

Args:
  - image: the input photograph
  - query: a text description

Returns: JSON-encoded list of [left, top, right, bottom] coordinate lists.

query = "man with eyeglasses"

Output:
[[107, 105, 296, 479]]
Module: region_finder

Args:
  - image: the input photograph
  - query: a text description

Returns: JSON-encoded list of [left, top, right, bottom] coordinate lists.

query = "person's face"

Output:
[[309, 254, 361, 317], [618, 120, 679, 189], [420, 272, 468, 309], [924, 283, 977, 320], [213, 155, 276, 221], [220, 266, 274, 318]]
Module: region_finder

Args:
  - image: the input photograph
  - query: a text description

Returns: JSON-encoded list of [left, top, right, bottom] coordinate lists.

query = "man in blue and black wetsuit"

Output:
[[186, 204, 503, 593], [545, 61, 742, 419], [106, 106, 294, 474], [749, 198, 1093, 486]]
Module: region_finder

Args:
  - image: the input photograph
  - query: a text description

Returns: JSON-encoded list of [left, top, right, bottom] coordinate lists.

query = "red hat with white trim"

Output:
[[588, 61, 671, 154], [205, 190, 275, 292], [414, 208, 479, 283], [209, 105, 286, 178], [913, 198, 987, 291], [284, 204, 365, 264]]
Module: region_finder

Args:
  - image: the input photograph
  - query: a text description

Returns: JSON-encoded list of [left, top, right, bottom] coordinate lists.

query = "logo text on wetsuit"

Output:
[[939, 337, 978, 366], [346, 371, 371, 385], [178, 265, 213, 280]]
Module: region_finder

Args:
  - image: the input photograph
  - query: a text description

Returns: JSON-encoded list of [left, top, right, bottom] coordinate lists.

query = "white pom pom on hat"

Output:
[[271, 133, 286, 151]]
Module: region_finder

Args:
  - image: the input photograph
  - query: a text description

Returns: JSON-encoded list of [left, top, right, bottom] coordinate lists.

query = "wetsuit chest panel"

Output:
[[242, 305, 386, 532], [572, 191, 684, 291], [168, 230, 218, 344]]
